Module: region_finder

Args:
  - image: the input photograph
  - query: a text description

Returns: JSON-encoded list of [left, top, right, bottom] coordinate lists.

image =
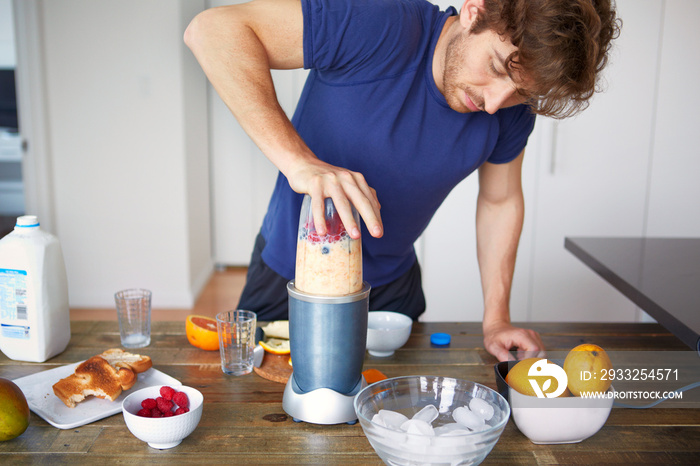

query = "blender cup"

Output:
[[294, 195, 363, 296]]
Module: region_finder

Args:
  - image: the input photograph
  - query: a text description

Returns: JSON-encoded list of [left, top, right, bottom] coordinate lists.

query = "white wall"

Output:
[[0, 0, 15, 67], [15, 0, 212, 308]]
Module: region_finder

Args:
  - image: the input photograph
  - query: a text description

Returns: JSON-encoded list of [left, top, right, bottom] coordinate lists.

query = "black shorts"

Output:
[[237, 233, 426, 321]]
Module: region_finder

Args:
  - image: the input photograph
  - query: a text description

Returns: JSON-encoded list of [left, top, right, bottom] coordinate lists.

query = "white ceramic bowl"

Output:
[[508, 386, 613, 444], [366, 311, 412, 357], [494, 361, 613, 444], [354, 376, 510, 465], [122, 385, 203, 449]]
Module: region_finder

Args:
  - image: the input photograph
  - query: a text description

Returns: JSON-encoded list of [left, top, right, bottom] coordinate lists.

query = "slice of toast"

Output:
[[52, 349, 152, 408], [99, 348, 152, 373], [52, 356, 136, 408]]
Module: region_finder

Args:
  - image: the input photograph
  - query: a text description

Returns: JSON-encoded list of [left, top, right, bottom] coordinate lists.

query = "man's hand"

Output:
[[483, 320, 545, 362], [286, 155, 383, 239]]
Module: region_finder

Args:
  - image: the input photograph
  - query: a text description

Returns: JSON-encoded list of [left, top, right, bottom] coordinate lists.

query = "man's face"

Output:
[[442, 26, 530, 115]]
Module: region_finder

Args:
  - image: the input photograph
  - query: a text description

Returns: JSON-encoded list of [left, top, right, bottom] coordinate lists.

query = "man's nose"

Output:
[[484, 81, 516, 114]]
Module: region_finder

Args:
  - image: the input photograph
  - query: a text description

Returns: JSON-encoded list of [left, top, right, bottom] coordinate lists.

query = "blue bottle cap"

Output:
[[430, 333, 451, 346]]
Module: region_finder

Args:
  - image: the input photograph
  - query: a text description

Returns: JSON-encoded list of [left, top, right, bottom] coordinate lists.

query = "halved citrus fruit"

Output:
[[259, 338, 291, 355], [186, 314, 219, 351]]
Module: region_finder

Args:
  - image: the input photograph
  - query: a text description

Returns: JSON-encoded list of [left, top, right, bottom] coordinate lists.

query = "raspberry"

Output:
[[162, 410, 175, 417], [173, 391, 189, 409], [174, 407, 189, 416], [159, 385, 176, 401], [151, 408, 163, 418], [156, 396, 174, 413], [141, 398, 157, 410], [136, 408, 152, 417]]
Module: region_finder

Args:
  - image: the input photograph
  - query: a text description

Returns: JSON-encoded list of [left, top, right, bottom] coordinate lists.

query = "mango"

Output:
[[0, 378, 30, 441]]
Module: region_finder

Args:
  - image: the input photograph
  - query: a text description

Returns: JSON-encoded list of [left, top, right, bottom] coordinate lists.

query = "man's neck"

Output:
[[433, 15, 458, 95]]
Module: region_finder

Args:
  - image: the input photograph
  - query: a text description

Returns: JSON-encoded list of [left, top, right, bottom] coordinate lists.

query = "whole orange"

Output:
[[185, 315, 220, 351], [563, 344, 613, 396], [505, 358, 570, 398]]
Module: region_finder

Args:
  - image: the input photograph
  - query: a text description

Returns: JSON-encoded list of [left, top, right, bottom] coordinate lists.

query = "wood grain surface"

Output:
[[253, 353, 292, 384], [1, 320, 698, 464]]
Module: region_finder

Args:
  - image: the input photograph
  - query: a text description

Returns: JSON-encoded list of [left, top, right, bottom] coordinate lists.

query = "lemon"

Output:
[[260, 338, 291, 355]]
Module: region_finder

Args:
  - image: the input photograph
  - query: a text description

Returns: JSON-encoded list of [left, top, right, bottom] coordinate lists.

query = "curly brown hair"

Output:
[[471, 0, 621, 119]]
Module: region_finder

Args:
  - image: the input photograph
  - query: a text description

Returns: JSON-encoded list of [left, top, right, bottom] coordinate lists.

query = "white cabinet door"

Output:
[[527, 0, 663, 322], [645, 0, 700, 237]]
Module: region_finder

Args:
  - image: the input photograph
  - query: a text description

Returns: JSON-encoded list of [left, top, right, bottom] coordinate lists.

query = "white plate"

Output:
[[13, 362, 182, 429]]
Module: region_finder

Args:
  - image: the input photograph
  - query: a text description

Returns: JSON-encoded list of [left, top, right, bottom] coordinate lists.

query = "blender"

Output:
[[282, 195, 369, 424]]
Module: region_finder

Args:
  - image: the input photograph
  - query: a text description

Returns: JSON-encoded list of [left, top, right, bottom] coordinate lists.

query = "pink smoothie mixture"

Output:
[[295, 221, 362, 296]]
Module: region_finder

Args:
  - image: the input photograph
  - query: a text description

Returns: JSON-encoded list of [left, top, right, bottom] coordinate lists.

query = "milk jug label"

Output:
[[0, 268, 30, 340]]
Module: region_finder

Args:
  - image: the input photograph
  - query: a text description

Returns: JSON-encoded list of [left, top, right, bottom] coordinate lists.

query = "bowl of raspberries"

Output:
[[122, 384, 203, 449]]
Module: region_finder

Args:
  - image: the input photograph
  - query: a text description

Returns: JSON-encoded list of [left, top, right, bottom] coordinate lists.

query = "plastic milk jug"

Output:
[[0, 215, 71, 362]]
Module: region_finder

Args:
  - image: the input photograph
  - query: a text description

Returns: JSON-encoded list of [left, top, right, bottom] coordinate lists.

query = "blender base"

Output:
[[283, 374, 366, 425]]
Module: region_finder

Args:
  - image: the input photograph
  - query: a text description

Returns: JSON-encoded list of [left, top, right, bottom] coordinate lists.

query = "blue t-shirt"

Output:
[[261, 0, 535, 287]]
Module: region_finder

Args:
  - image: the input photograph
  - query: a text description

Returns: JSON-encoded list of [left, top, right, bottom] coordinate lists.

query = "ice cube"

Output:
[[373, 423, 407, 444], [412, 404, 439, 424], [469, 397, 495, 421], [440, 428, 473, 437], [434, 422, 471, 436], [371, 413, 387, 428], [400, 419, 435, 437], [432, 431, 475, 450], [400, 436, 432, 454], [452, 406, 485, 430], [374, 409, 409, 430]]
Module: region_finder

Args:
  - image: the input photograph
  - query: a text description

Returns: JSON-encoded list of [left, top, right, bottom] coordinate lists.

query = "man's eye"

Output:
[[490, 62, 505, 76]]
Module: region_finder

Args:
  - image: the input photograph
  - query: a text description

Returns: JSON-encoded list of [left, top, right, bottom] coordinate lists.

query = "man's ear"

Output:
[[459, 0, 485, 29]]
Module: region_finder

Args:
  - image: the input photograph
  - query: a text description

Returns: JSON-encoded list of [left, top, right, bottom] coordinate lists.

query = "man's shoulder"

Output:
[[303, 0, 448, 79]]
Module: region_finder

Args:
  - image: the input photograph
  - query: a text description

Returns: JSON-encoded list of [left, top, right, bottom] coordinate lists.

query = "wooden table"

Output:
[[1, 321, 699, 464]]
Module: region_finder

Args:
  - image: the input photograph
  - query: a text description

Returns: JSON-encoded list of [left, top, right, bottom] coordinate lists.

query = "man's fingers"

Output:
[[484, 324, 546, 362], [341, 174, 383, 238], [513, 329, 546, 360], [516, 349, 547, 360], [310, 193, 327, 236], [293, 161, 382, 239], [328, 192, 361, 239], [495, 347, 516, 362]]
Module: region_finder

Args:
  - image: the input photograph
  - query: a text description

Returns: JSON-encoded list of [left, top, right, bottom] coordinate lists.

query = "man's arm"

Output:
[[184, 0, 382, 238], [476, 151, 544, 361]]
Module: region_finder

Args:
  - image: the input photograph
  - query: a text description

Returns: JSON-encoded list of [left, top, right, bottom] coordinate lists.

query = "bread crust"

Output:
[[52, 349, 152, 408], [99, 348, 152, 373]]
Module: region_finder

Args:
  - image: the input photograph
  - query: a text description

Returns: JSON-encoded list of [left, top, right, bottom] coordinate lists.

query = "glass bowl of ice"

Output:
[[354, 376, 510, 465]]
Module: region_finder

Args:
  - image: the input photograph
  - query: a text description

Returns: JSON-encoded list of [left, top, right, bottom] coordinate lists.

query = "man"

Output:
[[185, 0, 619, 361]]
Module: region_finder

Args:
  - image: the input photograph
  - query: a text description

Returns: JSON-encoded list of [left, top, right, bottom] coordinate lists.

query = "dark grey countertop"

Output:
[[565, 237, 700, 352]]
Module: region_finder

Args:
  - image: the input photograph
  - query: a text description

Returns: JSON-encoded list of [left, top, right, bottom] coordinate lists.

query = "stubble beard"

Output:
[[442, 33, 484, 113]]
